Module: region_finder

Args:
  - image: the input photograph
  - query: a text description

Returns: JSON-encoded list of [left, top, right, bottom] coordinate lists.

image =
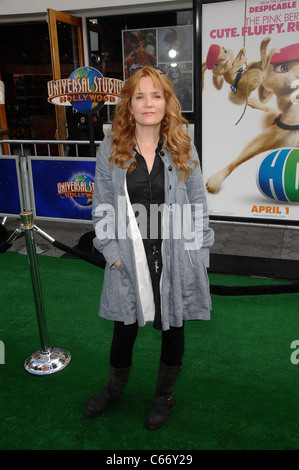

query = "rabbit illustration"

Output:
[[203, 37, 278, 104], [206, 43, 299, 194]]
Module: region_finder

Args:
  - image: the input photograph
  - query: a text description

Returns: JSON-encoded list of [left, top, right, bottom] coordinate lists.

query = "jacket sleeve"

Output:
[[92, 138, 121, 268], [185, 143, 214, 265]]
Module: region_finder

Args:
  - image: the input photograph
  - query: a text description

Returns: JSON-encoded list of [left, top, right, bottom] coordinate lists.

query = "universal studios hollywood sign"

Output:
[[47, 66, 124, 113]]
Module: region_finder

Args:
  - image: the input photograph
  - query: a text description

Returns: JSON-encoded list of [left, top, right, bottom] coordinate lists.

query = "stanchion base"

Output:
[[24, 347, 71, 375], [17, 244, 48, 255]]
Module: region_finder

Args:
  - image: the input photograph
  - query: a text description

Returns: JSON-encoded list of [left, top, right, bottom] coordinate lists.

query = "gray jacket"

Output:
[[92, 136, 214, 330]]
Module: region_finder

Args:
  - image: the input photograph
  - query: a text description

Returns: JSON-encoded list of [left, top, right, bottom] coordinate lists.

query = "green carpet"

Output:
[[1, 251, 299, 450]]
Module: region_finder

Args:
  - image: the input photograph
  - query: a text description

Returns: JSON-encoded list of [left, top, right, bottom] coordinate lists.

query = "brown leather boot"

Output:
[[84, 363, 131, 418], [145, 360, 182, 430]]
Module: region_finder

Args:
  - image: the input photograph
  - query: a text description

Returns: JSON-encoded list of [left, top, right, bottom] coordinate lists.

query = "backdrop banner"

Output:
[[0, 156, 22, 217], [202, 0, 299, 223], [28, 157, 96, 222]]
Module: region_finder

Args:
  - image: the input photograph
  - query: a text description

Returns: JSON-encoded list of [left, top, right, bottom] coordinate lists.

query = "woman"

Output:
[[85, 66, 214, 430]]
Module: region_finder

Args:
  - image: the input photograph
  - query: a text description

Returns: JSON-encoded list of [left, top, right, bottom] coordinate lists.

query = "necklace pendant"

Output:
[[154, 260, 159, 273]]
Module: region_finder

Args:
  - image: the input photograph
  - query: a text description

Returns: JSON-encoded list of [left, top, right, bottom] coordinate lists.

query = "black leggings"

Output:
[[109, 321, 185, 369]]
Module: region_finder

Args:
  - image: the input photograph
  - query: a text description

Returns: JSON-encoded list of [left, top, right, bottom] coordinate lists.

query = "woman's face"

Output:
[[130, 76, 166, 130]]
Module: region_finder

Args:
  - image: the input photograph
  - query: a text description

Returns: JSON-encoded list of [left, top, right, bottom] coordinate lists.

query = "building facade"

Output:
[[0, 0, 195, 146]]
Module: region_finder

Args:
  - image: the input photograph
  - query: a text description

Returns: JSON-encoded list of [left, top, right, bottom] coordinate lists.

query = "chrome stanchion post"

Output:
[[21, 211, 71, 375], [18, 156, 48, 255]]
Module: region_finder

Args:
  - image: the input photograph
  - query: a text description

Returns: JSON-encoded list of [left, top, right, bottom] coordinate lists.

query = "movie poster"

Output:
[[122, 25, 193, 112], [202, 0, 299, 223]]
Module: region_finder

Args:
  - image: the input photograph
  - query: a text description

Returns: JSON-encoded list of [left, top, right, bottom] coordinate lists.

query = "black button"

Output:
[[168, 166, 172, 171], [160, 151, 165, 157], [169, 185, 172, 190]]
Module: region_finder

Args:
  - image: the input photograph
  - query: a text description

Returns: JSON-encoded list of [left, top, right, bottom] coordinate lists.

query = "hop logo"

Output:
[[257, 148, 299, 202]]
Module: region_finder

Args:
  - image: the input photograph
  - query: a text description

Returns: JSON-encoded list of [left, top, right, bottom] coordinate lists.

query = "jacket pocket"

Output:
[[117, 262, 136, 316], [179, 247, 196, 300], [101, 262, 136, 319], [180, 248, 210, 309]]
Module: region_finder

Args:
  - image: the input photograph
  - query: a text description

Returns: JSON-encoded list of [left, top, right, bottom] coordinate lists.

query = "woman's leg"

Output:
[[145, 324, 185, 430], [110, 320, 139, 368], [84, 321, 138, 418], [161, 324, 185, 366]]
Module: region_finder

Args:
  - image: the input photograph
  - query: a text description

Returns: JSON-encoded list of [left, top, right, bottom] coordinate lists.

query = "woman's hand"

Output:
[[114, 259, 121, 269]]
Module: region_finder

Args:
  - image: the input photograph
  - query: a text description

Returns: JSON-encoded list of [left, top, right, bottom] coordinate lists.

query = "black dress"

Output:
[[126, 144, 165, 329]]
